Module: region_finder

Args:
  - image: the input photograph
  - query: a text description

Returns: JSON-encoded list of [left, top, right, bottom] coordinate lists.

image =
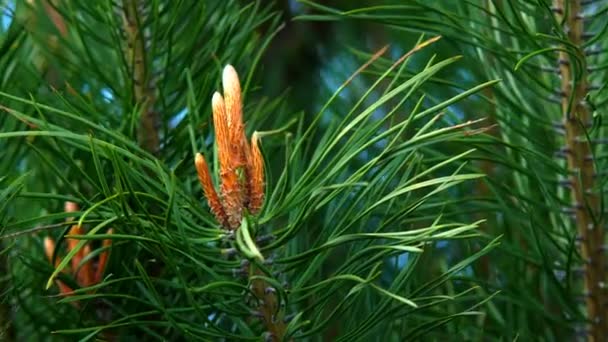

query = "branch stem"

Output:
[[554, 1, 607, 340], [122, 0, 158, 154]]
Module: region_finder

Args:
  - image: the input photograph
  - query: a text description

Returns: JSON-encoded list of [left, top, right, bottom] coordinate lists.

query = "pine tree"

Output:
[[4, 0, 605, 341], [299, 0, 608, 340]]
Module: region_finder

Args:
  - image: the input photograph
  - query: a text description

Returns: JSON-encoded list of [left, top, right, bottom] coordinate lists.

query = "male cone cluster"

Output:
[[44, 202, 113, 303], [195, 65, 265, 229]]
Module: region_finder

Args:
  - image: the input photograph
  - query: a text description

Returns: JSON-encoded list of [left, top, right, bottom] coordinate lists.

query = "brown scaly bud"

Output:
[[247, 132, 265, 215], [195, 153, 229, 228]]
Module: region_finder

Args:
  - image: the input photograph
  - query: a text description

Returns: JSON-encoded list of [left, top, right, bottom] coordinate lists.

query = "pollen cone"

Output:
[[65, 225, 94, 287], [213, 86, 244, 229], [78, 244, 93, 287], [44, 237, 76, 301], [44, 237, 58, 266], [195, 153, 229, 228], [66, 225, 84, 272], [246, 133, 265, 215], [64, 201, 79, 222], [94, 228, 114, 284], [212, 92, 231, 174], [222, 65, 248, 169]]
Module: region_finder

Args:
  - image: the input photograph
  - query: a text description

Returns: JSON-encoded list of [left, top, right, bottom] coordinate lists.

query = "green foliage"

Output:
[[7, 0, 604, 340], [298, 0, 608, 340]]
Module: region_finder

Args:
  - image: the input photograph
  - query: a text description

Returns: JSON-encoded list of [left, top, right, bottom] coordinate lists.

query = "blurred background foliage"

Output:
[[0, 0, 607, 341]]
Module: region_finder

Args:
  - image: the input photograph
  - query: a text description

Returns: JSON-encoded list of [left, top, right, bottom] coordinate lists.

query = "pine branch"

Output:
[[122, 0, 158, 154], [0, 1, 506, 338], [554, 1, 608, 340], [249, 258, 288, 341]]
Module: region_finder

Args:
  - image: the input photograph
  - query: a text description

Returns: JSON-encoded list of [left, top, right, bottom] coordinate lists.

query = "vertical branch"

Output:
[[122, 0, 159, 154], [250, 264, 288, 341], [554, 1, 607, 340], [25, 0, 68, 86]]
